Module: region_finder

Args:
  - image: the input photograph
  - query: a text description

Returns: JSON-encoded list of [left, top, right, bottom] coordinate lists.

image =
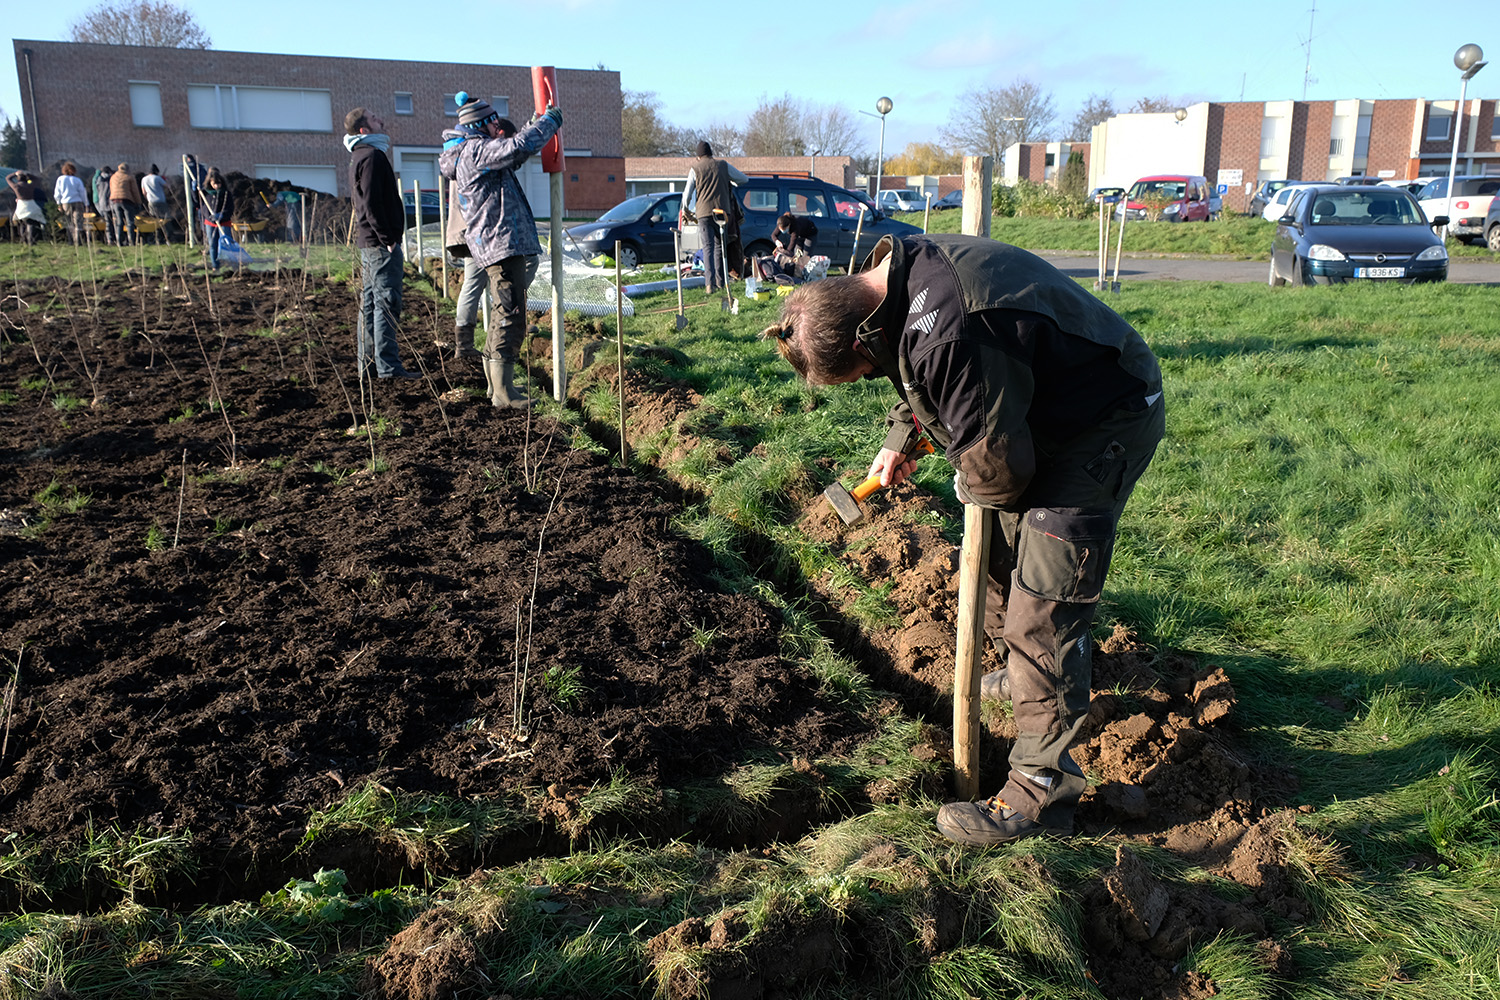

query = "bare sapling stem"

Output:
[[512, 601, 527, 737], [173, 448, 188, 547], [191, 319, 239, 467], [513, 466, 567, 737], [1, 647, 22, 764]]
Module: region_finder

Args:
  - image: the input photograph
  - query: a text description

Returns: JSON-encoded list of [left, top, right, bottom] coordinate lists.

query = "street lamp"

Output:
[[859, 97, 894, 200], [1443, 44, 1487, 237]]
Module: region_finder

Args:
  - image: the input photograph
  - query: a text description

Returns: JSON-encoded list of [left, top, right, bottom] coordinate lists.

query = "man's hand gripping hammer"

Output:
[[824, 439, 935, 525]]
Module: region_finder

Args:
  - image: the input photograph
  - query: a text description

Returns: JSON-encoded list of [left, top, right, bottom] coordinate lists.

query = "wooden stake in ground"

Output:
[[953, 503, 991, 800], [614, 242, 628, 467]]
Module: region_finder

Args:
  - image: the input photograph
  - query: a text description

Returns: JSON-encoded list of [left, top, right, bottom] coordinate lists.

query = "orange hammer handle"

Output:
[[850, 438, 936, 501]]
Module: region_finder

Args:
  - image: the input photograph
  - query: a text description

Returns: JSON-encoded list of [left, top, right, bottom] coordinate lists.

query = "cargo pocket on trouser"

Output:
[[1015, 507, 1117, 605]]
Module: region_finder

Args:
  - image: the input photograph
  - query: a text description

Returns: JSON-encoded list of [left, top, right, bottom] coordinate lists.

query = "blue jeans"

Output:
[[700, 217, 722, 292], [358, 246, 406, 377], [454, 257, 487, 332], [204, 224, 221, 268]]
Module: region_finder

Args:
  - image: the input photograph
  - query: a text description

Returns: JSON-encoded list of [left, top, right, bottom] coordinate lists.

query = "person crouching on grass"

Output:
[[763, 233, 1165, 845]]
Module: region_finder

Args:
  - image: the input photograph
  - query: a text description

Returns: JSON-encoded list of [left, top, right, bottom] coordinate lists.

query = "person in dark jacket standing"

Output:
[[198, 168, 235, 270], [450, 93, 561, 408], [765, 234, 1165, 846], [683, 141, 745, 294], [344, 107, 419, 381]]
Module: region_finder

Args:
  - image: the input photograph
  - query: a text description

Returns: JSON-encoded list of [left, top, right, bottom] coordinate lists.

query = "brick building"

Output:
[[1003, 142, 1091, 186], [12, 39, 626, 214], [1090, 97, 1499, 214]]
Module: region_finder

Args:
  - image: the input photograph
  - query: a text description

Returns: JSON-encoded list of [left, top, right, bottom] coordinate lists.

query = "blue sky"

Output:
[[6, 1, 1495, 156]]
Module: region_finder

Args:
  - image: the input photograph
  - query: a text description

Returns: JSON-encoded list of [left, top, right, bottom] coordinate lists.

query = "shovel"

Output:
[[712, 210, 738, 315], [673, 229, 687, 330]]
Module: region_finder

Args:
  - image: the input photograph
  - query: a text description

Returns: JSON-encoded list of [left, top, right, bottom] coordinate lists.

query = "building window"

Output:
[[1425, 107, 1452, 141], [187, 85, 333, 132], [1044, 152, 1055, 166], [254, 164, 338, 195], [129, 82, 163, 127], [1329, 138, 1344, 156], [444, 94, 509, 117], [1259, 115, 1286, 159], [1493, 102, 1500, 139], [394, 93, 413, 115]]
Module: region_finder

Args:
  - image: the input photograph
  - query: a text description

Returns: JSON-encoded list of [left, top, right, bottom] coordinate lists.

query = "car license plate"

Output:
[[1356, 266, 1405, 278]]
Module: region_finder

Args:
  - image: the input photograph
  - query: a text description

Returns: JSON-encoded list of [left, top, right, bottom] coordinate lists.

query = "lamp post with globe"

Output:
[[1442, 44, 1487, 238]]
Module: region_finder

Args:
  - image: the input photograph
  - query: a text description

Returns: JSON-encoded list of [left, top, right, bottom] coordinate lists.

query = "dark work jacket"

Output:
[[348, 143, 405, 248], [692, 154, 735, 222], [858, 235, 1162, 510], [774, 216, 818, 254], [200, 185, 234, 225]]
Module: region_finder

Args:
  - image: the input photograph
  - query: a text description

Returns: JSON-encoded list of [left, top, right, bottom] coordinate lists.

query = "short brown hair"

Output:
[[61, 161, 76, 176], [761, 276, 872, 384], [344, 107, 370, 135]]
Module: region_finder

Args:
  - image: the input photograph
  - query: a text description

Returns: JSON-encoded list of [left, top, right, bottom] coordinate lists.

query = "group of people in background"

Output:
[[3, 156, 263, 262]]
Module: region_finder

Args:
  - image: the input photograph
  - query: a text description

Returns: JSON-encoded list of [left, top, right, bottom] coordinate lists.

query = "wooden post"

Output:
[[182, 155, 196, 248], [437, 175, 448, 299], [550, 171, 566, 402], [615, 241, 628, 467], [961, 155, 993, 238], [847, 204, 867, 273], [953, 503, 991, 801], [412, 178, 423, 274]]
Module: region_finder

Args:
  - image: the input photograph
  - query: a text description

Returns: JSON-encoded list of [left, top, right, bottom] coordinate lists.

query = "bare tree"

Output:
[[69, 1, 211, 47], [742, 94, 806, 156], [1129, 95, 1186, 114], [698, 122, 744, 158], [1066, 93, 1117, 142], [802, 103, 864, 157], [940, 78, 1058, 163]]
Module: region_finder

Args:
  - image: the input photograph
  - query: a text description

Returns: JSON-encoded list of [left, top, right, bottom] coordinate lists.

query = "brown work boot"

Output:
[[935, 796, 1067, 846]]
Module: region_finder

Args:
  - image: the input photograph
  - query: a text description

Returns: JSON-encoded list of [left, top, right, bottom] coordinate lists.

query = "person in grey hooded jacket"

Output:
[[449, 93, 561, 408]]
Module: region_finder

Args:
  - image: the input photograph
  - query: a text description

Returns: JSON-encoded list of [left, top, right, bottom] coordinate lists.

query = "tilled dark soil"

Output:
[[3, 270, 1306, 999]]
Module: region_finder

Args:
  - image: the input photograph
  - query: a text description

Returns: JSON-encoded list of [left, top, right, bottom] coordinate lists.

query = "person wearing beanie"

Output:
[[680, 141, 748, 295], [448, 90, 562, 409], [344, 106, 420, 381], [109, 161, 142, 246]]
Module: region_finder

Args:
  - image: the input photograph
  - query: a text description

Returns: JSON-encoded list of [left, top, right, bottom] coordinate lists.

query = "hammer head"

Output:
[[824, 481, 863, 525]]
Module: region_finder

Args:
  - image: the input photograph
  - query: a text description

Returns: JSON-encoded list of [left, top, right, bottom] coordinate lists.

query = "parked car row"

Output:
[[565, 175, 923, 270]]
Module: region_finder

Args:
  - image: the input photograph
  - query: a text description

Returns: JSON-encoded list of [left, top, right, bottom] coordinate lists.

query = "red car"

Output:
[[1116, 174, 1214, 222]]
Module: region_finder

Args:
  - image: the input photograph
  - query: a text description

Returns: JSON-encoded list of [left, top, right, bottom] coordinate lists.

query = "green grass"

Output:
[[3, 243, 1498, 997]]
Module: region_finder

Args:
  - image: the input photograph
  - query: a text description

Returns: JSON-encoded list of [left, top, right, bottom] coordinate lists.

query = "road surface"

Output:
[[1034, 252, 1500, 285]]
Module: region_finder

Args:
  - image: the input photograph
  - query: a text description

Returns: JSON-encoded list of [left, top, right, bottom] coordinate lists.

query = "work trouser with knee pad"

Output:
[[985, 393, 1165, 831], [482, 254, 539, 362]]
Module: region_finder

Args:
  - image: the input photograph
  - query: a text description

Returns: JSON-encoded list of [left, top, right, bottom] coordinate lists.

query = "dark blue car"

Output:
[[1268, 185, 1448, 286], [565, 192, 683, 270]]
